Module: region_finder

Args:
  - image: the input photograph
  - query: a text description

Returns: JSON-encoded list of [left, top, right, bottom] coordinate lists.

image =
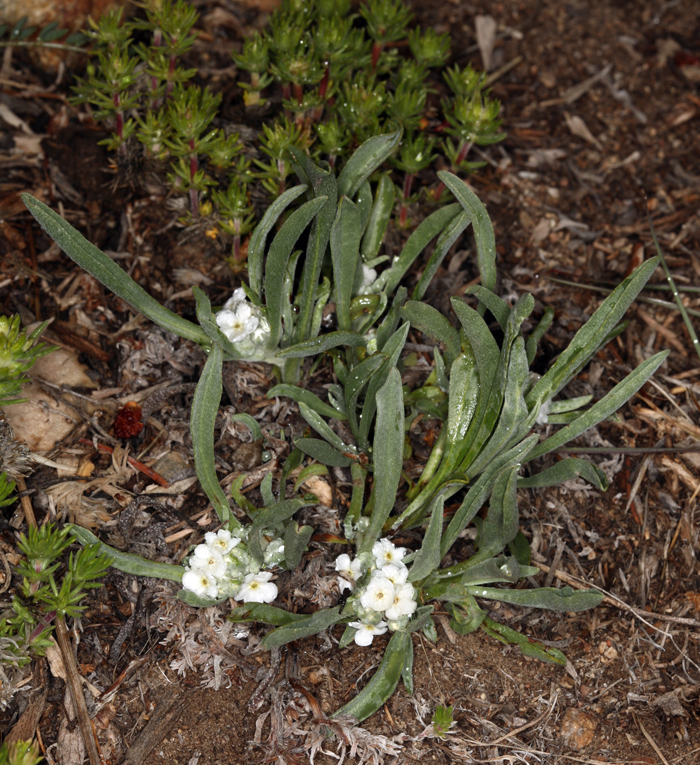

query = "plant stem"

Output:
[[16, 477, 103, 765], [399, 173, 414, 227], [371, 41, 383, 69]]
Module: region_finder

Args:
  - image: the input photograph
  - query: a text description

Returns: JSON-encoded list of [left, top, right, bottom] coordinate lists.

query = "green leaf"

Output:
[[437, 171, 496, 293], [283, 521, 314, 570], [248, 498, 313, 562], [360, 368, 404, 553], [248, 184, 309, 298], [194, 287, 245, 361], [464, 286, 509, 330], [357, 322, 410, 451], [299, 403, 354, 455], [261, 607, 343, 649], [473, 465, 519, 562], [67, 525, 184, 582], [229, 603, 308, 626], [527, 350, 668, 461], [525, 257, 661, 410], [337, 130, 402, 198], [39, 21, 68, 42], [293, 464, 329, 493], [228, 413, 263, 442], [526, 306, 554, 365], [458, 295, 534, 476], [277, 331, 366, 358], [296, 438, 353, 467], [412, 210, 471, 302], [22, 194, 209, 346], [265, 196, 329, 347], [332, 630, 410, 722], [361, 173, 394, 262], [401, 632, 414, 694], [382, 205, 461, 294], [480, 617, 567, 665], [408, 495, 444, 583], [470, 585, 605, 612], [331, 195, 362, 332], [440, 434, 538, 557], [518, 457, 608, 490], [293, 159, 337, 354], [355, 180, 373, 237], [344, 353, 387, 436], [400, 301, 461, 368], [177, 590, 228, 607], [466, 337, 529, 478], [191, 344, 238, 527], [267, 384, 347, 420]]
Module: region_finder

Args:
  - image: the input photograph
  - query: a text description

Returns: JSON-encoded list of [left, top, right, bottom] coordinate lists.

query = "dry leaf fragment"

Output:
[[564, 112, 603, 150], [475, 15, 498, 72]]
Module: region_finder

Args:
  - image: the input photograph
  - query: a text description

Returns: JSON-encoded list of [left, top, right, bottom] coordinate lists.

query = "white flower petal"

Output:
[[234, 571, 278, 603], [349, 620, 388, 646], [360, 575, 395, 612], [384, 582, 417, 621], [182, 569, 219, 599], [380, 563, 408, 586]]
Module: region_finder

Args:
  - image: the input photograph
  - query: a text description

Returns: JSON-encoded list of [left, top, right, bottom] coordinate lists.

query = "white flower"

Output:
[[204, 529, 240, 554], [234, 571, 278, 603], [384, 583, 417, 621], [536, 397, 552, 425], [380, 563, 408, 586], [372, 539, 406, 568], [350, 620, 388, 646], [338, 577, 354, 594], [182, 569, 219, 599], [190, 545, 227, 578], [358, 264, 378, 295], [360, 575, 395, 612], [216, 299, 260, 342]]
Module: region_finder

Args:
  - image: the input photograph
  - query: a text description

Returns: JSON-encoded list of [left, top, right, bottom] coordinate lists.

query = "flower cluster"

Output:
[[182, 529, 284, 603], [215, 288, 271, 360], [335, 538, 418, 646]]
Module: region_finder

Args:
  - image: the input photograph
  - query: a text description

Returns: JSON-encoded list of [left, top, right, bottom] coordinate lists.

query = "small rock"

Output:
[[598, 641, 619, 661], [560, 708, 597, 750]]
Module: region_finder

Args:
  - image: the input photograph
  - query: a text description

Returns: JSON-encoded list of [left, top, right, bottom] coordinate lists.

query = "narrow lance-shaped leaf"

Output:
[[265, 196, 328, 348], [357, 322, 410, 451], [247, 184, 309, 297], [345, 354, 387, 437], [332, 630, 410, 722], [337, 130, 402, 198], [277, 331, 367, 358], [191, 344, 238, 528], [469, 584, 605, 612], [67, 525, 184, 582], [361, 173, 395, 262], [437, 171, 497, 293], [381, 204, 461, 294], [518, 458, 607, 491], [360, 368, 404, 553], [261, 607, 343, 649], [298, 402, 355, 455], [267, 384, 347, 421], [400, 301, 461, 368], [331, 195, 362, 332], [408, 495, 445, 583], [525, 257, 660, 410], [295, 438, 353, 468], [526, 350, 668, 461], [440, 434, 538, 556], [412, 210, 471, 302], [22, 194, 209, 346]]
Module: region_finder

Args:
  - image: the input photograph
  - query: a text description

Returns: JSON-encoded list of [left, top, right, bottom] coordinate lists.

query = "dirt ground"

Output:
[[1, 0, 700, 763]]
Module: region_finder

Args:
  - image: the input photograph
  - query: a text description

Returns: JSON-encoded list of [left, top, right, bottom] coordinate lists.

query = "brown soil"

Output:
[[2, 0, 700, 764]]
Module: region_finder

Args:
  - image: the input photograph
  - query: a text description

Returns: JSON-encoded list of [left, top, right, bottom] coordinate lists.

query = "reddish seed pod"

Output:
[[114, 401, 144, 438]]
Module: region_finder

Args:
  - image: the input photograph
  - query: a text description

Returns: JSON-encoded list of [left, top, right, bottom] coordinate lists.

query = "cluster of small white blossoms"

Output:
[[181, 529, 285, 603], [335, 538, 418, 646], [215, 288, 271, 360]]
